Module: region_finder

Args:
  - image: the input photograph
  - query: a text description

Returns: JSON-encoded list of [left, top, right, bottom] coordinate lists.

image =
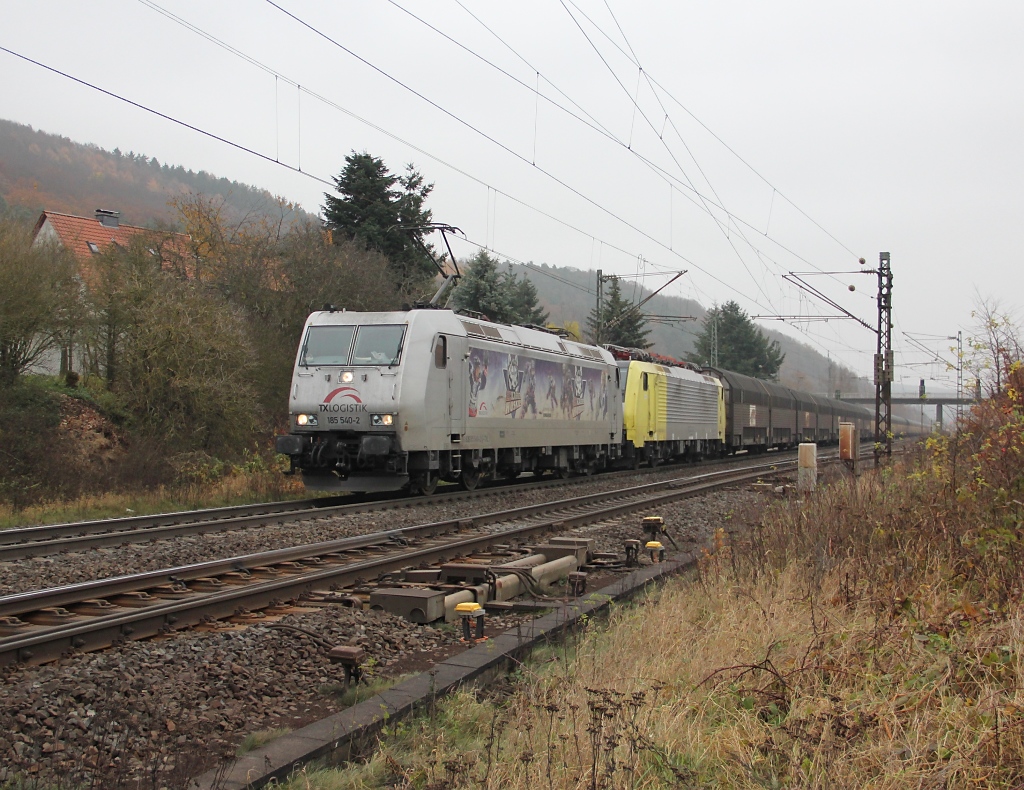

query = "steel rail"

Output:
[[0, 458, 798, 618], [0, 446, 815, 560], [0, 459, 802, 667]]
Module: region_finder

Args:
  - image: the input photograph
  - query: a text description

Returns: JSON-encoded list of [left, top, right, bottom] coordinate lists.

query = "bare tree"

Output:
[[966, 296, 1022, 397]]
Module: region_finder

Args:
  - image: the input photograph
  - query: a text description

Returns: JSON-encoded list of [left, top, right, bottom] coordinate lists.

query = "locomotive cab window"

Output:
[[351, 325, 407, 366], [299, 325, 356, 367], [434, 336, 447, 369], [642, 372, 649, 391]]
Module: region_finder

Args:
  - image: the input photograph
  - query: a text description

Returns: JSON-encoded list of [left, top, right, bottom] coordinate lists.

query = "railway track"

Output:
[[0, 457, 807, 667], [0, 448, 809, 561]]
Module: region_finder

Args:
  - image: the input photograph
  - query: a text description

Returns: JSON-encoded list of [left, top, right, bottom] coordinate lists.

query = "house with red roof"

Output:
[[29, 209, 192, 375], [32, 209, 191, 269]]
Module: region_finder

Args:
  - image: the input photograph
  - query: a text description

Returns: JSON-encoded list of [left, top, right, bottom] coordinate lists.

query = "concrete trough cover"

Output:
[[548, 536, 594, 550], [369, 588, 446, 623]]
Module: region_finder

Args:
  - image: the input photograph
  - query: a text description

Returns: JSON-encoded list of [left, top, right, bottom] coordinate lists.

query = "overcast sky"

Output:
[[3, 0, 1021, 390]]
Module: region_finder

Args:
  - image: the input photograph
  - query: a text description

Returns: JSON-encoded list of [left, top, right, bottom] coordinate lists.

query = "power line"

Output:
[[390, 0, 856, 301], [0, 45, 333, 188], [6, 15, 693, 296], [263, 0, 773, 313], [558, 0, 780, 310], [562, 0, 860, 261]]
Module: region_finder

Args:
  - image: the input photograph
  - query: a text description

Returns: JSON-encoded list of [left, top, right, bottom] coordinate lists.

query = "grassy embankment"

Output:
[[276, 373, 1024, 789], [0, 376, 303, 529]]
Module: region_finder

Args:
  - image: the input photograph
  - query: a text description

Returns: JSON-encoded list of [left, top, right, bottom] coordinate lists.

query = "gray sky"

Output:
[[3, 0, 1021, 390]]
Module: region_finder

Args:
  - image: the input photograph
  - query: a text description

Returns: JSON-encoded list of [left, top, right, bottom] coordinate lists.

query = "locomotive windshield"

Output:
[[299, 324, 407, 367], [299, 325, 355, 367], [351, 325, 406, 366]]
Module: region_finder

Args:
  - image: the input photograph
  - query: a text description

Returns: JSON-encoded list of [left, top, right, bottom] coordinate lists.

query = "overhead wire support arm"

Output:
[[752, 315, 855, 322], [778, 257, 894, 468], [603, 270, 687, 331], [781, 272, 877, 333]]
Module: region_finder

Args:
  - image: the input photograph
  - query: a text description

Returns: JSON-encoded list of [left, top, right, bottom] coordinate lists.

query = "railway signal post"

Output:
[[874, 252, 893, 468]]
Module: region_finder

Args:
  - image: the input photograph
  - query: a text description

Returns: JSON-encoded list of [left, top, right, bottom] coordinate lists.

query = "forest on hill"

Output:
[[0, 115, 865, 397], [0, 118, 309, 227]]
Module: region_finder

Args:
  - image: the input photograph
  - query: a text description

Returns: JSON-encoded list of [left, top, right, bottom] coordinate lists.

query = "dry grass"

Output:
[[280, 366, 1024, 789], [0, 464, 305, 529]]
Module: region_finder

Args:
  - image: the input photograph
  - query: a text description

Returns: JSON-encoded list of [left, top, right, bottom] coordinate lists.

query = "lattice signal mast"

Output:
[[874, 252, 893, 467]]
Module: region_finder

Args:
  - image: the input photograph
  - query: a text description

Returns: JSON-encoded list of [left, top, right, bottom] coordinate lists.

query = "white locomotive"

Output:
[[275, 307, 624, 493]]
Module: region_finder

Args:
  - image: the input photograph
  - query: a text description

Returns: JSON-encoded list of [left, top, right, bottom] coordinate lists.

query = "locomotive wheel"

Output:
[[554, 467, 571, 479], [410, 472, 437, 496], [460, 468, 481, 491]]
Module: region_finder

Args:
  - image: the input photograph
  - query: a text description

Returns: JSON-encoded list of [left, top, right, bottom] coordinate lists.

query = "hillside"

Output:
[[0, 118, 310, 228], [0, 116, 866, 397], [504, 261, 870, 397]]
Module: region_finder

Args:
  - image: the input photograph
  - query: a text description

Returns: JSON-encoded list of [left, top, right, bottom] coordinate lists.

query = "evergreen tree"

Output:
[[451, 252, 549, 325], [585, 276, 652, 348], [322, 152, 437, 296], [450, 250, 514, 322], [506, 268, 549, 325], [688, 300, 785, 379]]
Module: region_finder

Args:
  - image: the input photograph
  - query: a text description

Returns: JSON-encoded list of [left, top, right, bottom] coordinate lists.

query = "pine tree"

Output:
[[450, 250, 513, 322], [451, 252, 549, 325], [688, 300, 785, 378], [506, 269, 549, 326], [585, 276, 652, 348], [322, 152, 436, 296]]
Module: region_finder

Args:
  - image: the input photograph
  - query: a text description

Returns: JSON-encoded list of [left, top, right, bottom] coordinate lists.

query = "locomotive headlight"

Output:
[[295, 414, 318, 427], [370, 413, 394, 427], [341, 371, 354, 383]]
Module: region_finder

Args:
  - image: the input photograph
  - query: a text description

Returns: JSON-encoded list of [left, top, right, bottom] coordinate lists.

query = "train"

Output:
[[274, 307, 919, 494]]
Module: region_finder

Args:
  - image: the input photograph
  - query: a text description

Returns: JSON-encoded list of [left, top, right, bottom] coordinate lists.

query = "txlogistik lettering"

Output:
[[320, 403, 369, 413]]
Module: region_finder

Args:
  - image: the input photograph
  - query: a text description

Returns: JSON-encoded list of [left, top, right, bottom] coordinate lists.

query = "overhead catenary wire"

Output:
[[145, 1, 724, 294], [369, 0, 867, 303], [13, 3, 872, 372], [0, 36, 670, 298], [262, 0, 775, 315], [0, 45, 334, 189], [560, 0, 784, 310], [562, 0, 861, 262]]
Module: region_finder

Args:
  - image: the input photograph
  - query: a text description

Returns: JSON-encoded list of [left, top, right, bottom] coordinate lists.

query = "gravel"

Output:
[[0, 459, 775, 596], [0, 465, 779, 787]]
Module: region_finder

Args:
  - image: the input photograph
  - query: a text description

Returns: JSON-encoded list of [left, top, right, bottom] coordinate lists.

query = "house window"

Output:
[[86, 242, 100, 254]]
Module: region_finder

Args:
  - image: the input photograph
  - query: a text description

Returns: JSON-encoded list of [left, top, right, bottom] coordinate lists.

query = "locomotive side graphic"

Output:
[[467, 348, 606, 423]]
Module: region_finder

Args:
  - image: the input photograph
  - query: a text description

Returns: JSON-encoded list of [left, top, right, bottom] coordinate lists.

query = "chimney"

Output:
[[95, 209, 120, 228]]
